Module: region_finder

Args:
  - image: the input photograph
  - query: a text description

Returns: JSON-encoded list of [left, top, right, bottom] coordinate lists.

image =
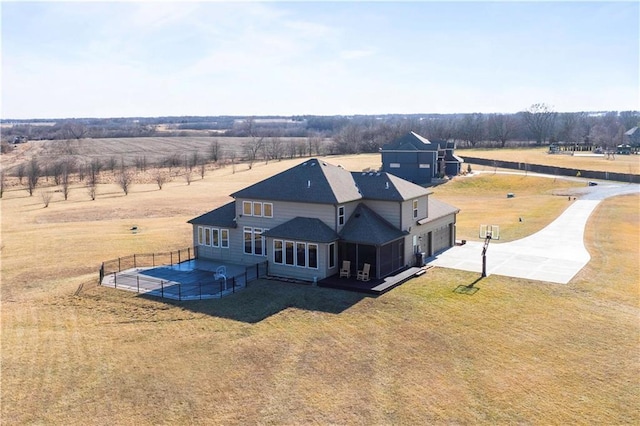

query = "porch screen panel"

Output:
[[379, 243, 394, 277]]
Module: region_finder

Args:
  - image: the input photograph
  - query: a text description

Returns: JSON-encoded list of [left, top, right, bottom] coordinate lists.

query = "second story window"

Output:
[[243, 201, 252, 216], [263, 203, 273, 218], [242, 201, 273, 218], [338, 206, 345, 226], [413, 200, 419, 219]]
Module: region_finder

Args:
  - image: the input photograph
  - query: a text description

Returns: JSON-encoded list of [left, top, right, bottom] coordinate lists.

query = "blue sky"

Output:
[[2, 1, 638, 119]]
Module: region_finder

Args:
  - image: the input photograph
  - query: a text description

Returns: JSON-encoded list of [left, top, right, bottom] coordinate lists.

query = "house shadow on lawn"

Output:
[[139, 279, 368, 323]]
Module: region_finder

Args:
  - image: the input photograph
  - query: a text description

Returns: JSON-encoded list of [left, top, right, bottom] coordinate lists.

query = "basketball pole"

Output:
[[481, 233, 492, 278]]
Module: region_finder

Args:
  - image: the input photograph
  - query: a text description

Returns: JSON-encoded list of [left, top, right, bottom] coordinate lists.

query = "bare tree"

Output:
[[243, 136, 264, 170], [134, 156, 148, 172], [16, 163, 25, 185], [0, 169, 5, 198], [50, 161, 64, 185], [89, 158, 103, 183], [26, 157, 41, 196], [263, 135, 283, 163], [522, 103, 557, 145], [152, 168, 169, 190], [487, 114, 518, 147], [40, 190, 53, 208], [229, 151, 237, 174], [86, 178, 97, 200], [557, 113, 581, 143], [62, 120, 88, 140], [60, 161, 72, 200], [307, 132, 324, 156], [209, 139, 221, 162], [199, 160, 206, 179], [117, 167, 134, 195], [184, 170, 193, 185], [333, 123, 364, 154], [459, 113, 485, 147], [107, 156, 118, 173], [189, 151, 200, 172]]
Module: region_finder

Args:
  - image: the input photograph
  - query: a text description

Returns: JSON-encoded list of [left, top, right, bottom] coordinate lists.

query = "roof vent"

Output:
[[307, 180, 311, 188], [385, 182, 390, 190]]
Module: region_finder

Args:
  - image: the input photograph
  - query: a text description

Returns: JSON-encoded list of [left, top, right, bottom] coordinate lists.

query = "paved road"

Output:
[[426, 175, 639, 284]]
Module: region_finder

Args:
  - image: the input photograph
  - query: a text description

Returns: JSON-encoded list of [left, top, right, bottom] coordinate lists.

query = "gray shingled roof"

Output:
[[231, 158, 362, 204], [417, 198, 460, 225], [381, 131, 437, 151], [339, 203, 407, 245], [262, 217, 340, 243], [187, 201, 237, 228], [352, 171, 431, 201]]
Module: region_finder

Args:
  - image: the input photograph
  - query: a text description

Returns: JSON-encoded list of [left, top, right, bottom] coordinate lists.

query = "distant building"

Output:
[[624, 127, 640, 152], [380, 132, 463, 185]]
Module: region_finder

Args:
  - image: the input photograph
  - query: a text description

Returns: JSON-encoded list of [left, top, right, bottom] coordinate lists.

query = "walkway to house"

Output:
[[426, 178, 639, 284]]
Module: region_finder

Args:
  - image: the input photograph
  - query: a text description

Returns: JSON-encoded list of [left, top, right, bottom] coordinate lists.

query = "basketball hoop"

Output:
[[479, 225, 500, 277]]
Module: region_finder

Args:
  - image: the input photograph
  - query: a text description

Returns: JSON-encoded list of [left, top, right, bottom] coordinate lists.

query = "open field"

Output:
[[459, 147, 640, 175], [1, 154, 639, 424], [0, 136, 329, 173]]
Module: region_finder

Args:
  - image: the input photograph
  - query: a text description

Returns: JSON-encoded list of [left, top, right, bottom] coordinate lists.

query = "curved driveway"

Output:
[[426, 175, 639, 284]]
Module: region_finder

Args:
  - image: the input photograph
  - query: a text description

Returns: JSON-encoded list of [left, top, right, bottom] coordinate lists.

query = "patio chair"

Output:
[[214, 265, 227, 289], [357, 263, 370, 282], [339, 260, 351, 278]]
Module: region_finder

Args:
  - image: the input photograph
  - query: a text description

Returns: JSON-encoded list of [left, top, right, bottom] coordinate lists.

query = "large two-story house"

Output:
[[381, 131, 463, 185], [188, 158, 459, 282]]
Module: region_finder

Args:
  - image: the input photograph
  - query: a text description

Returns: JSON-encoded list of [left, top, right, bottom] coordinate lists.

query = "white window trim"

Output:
[[198, 226, 230, 248], [338, 205, 345, 226], [328, 242, 336, 269], [244, 226, 268, 256], [253, 202, 263, 217], [275, 239, 318, 269], [264, 203, 273, 218], [243, 201, 252, 216]]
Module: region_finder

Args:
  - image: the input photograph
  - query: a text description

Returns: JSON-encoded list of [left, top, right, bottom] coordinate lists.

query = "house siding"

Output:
[[361, 199, 402, 229], [382, 150, 437, 184], [266, 240, 333, 282], [189, 157, 459, 284]]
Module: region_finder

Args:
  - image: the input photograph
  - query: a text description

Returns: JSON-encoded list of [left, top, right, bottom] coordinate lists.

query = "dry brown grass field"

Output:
[[1, 136, 325, 172], [460, 147, 640, 175], [1, 153, 638, 424]]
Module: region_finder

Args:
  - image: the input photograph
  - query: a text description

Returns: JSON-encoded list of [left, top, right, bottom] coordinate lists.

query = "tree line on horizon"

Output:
[[3, 104, 639, 153]]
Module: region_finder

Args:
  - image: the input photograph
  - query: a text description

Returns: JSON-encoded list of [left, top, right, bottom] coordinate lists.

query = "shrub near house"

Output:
[[188, 158, 459, 282]]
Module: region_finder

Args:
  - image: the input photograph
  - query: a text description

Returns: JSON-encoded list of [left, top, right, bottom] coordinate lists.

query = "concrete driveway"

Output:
[[426, 176, 639, 284]]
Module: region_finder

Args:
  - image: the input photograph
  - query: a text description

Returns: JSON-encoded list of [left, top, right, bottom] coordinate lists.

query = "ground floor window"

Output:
[[274, 239, 318, 269], [198, 226, 229, 248], [244, 227, 267, 256], [328, 243, 336, 269]]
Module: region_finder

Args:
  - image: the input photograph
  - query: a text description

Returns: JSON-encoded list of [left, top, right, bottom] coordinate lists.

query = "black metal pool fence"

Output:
[[99, 247, 197, 281], [98, 247, 269, 300]]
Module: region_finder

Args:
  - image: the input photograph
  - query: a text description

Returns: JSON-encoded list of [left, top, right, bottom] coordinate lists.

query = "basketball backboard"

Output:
[[479, 224, 500, 240]]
